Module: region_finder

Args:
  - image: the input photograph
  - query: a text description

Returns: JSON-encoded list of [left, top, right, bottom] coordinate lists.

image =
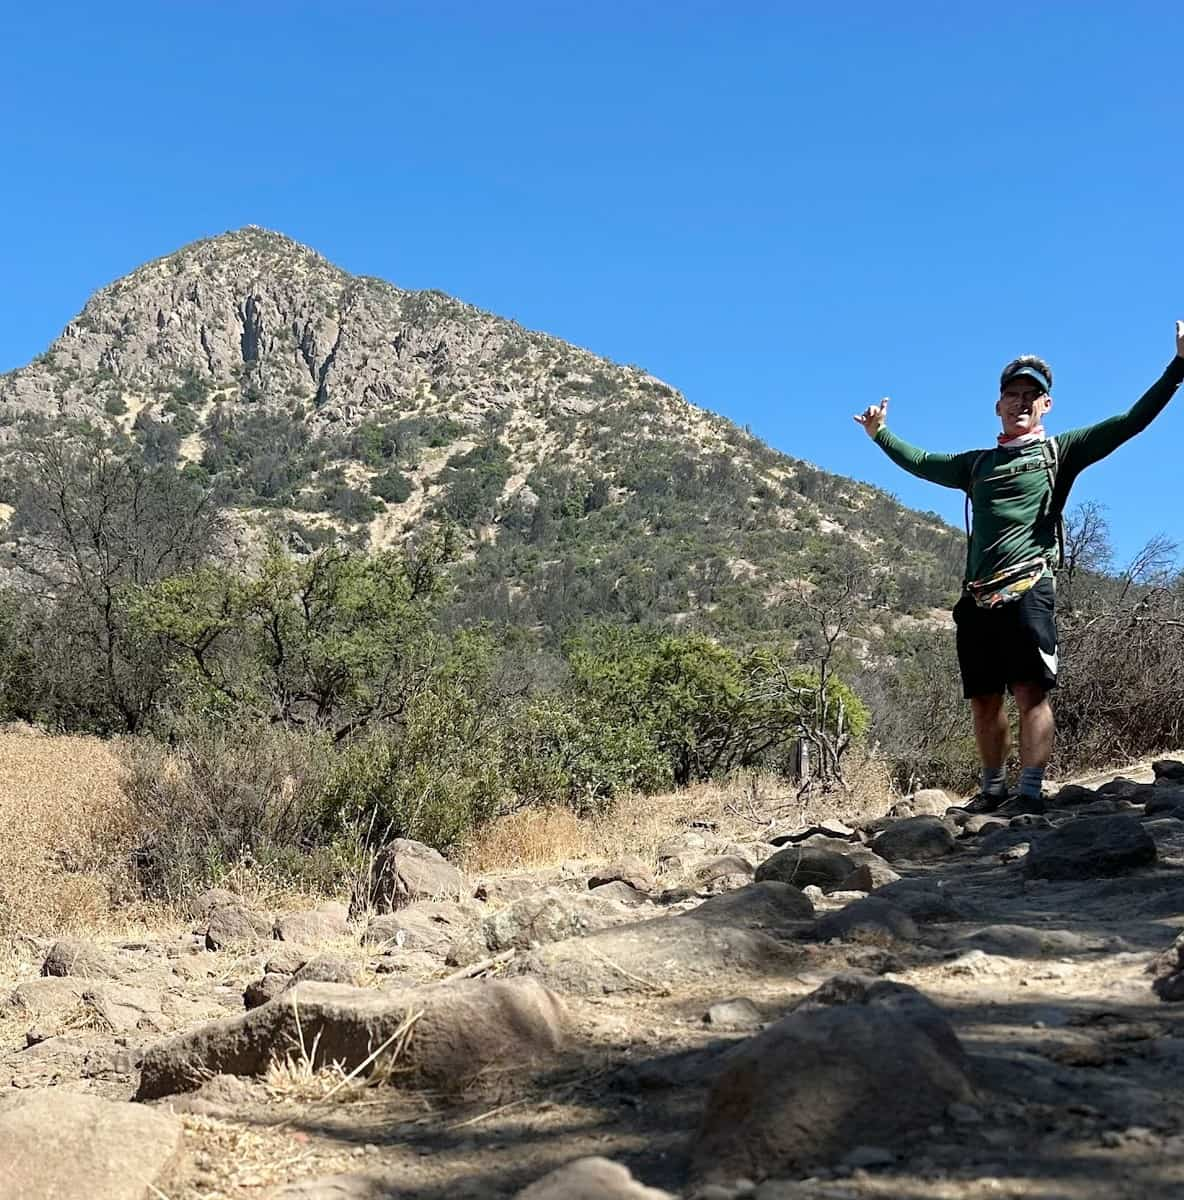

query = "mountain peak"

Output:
[[0, 232, 965, 639]]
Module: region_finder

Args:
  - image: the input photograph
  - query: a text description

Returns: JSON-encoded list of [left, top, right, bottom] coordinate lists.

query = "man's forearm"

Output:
[[873, 427, 970, 490], [1061, 356, 1184, 468]]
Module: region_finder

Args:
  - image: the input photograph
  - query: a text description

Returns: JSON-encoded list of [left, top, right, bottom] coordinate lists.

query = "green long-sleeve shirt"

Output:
[[873, 356, 1184, 583]]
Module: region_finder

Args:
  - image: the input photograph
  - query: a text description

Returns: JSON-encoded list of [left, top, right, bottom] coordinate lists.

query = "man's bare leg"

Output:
[[1012, 682, 1054, 768], [970, 692, 1009, 769], [1012, 682, 1053, 806]]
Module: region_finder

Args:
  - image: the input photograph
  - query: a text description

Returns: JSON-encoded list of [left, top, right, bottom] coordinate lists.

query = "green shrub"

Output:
[[371, 469, 413, 504]]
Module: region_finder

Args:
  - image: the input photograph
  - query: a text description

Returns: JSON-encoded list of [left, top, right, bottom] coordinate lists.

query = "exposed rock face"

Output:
[[483, 889, 637, 953], [814, 896, 919, 943], [588, 855, 656, 893], [512, 911, 802, 997], [274, 902, 350, 943]]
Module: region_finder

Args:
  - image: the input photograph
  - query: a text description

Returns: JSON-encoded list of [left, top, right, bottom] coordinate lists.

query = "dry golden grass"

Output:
[[0, 724, 140, 937], [462, 759, 896, 874]]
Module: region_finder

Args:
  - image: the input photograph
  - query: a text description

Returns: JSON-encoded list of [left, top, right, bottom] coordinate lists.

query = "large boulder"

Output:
[[887, 788, 952, 818], [204, 902, 273, 950], [690, 980, 973, 1182], [41, 938, 119, 980], [692, 854, 756, 891], [839, 860, 901, 892], [1025, 815, 1157, 880], [516, 1157, 674, 1199], [1151, 931, 1184, 1002], [0, 1092, 182, 1200], [1154, 760, 1184, 785], [814, 897, 918, 944], [274, 902, 350, 943], [137, 977, 569, 1099], [870, 816, 956, 862], [1144, 788, 1184, 819], [361, 838, 466, 914], [754, 846, 854, 891], [588, 856, 656, 893], [689, 881, 814, 929]]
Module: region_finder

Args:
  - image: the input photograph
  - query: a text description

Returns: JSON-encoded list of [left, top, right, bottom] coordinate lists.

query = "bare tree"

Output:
[[2, 424, 225, 730]]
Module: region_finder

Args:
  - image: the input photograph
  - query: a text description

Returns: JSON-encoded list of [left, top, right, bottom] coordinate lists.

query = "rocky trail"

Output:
[[6, 762, 1184, 1199]]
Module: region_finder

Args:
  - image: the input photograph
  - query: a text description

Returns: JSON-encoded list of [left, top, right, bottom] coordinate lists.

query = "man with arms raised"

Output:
[[855, 322, 1184, 813]]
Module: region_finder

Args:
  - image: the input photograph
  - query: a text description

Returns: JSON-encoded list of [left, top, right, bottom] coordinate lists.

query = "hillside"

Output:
[[0, 227, 964, 641]]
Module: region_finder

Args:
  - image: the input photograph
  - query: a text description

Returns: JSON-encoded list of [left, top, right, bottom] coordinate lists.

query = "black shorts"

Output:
[[952, 577, 1058, 699]]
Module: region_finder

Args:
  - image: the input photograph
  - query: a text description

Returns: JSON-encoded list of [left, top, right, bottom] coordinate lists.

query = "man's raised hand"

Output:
[[854, 398, 888, 438], [1175, 320, 1184, 359]]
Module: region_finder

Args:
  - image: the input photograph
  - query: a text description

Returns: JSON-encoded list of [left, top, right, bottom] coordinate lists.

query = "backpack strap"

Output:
[[964, 450, 991, 543], [1040, 437, 1065, 570]]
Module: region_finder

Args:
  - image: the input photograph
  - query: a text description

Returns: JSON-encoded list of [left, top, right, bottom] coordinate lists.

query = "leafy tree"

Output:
[[133, 537, 452, 740], [565, 625, 866, 787]]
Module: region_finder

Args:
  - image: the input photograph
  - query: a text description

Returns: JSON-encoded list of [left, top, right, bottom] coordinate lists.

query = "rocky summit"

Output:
[[0, 227, 963, 638], [6, 756, 1184, 1197]]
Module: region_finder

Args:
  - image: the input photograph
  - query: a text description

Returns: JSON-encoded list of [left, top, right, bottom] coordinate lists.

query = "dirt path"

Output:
[[5, 764, 1184, 1199]]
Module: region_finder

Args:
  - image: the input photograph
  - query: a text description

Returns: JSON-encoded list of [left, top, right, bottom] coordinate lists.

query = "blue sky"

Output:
[[2, 2, 1181, 565]]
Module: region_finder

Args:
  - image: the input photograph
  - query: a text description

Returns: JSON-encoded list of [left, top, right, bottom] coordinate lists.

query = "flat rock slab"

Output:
[[691, 980, 973, 1182], [205, 902, 273, 949], [516, 1157, 675, 1199], [484, 888, 637, 953], [270, 1175, 404, 1199], [136, 977, 569, 1099], [590, 881, 655, 907], [958, 923, 1117, 959], [6, 976, 172, 1034], [1025, 815, 1157, 880], [704, 998, 765, 1029], [512, 912, 802, 996], [840, 861, 901, 892], [588, 855, 655, 893], [0, 1091, 182, 1200], [364, 901, 480, 956]]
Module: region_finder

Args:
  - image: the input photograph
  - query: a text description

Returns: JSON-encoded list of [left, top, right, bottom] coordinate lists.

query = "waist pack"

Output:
[[964, 557, 1048, 609]]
